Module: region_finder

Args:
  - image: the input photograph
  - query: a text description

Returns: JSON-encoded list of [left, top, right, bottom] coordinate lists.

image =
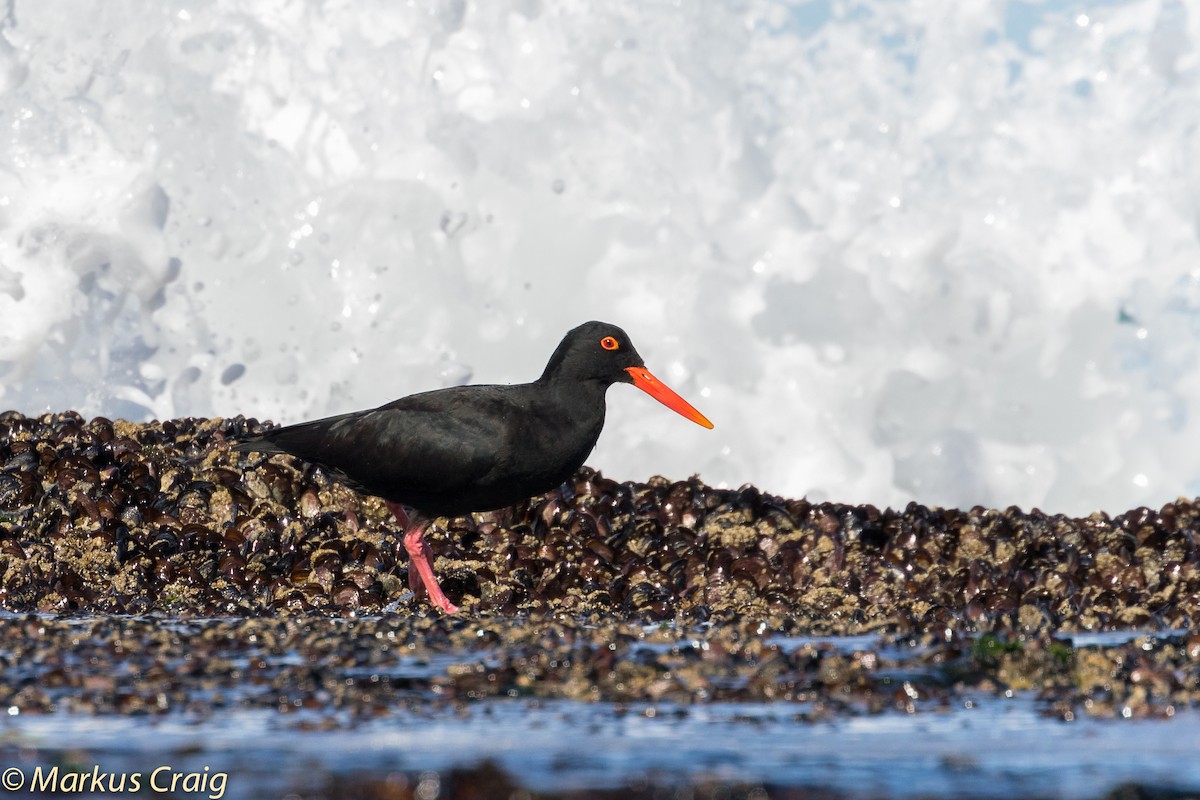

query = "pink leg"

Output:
[[385, 501, 459, 614], [386, 504, 428, 598]]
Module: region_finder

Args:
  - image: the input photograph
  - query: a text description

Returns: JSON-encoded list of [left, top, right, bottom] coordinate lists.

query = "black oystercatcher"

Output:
[[233, 321, 713, 613]]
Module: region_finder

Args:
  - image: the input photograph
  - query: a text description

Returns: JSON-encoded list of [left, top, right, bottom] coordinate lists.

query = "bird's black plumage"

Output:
[[233, 321, 653, 515]]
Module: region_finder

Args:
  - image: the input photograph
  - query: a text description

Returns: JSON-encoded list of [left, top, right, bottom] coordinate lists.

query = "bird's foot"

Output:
[[429, 593, 460, 615]]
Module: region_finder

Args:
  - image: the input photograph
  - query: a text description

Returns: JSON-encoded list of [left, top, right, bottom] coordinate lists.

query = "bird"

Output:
[[232, 320, 713, 614]]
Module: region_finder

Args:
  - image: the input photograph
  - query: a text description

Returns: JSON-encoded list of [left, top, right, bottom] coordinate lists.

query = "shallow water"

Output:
[[4, 696, 1200, 799], [1063, 628, 1191, 648]]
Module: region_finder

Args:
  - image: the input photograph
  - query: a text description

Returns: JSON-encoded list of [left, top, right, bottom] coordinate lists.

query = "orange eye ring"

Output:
[[600, 336, 619, 351]]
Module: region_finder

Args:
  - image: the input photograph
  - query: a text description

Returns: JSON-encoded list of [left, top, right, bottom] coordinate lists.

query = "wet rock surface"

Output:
[[0, 614, 1197, 721], [2, 412, 1200, 798]]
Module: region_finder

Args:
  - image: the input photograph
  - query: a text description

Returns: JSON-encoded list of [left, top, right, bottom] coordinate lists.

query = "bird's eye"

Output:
[[600, 336, 620, 351]]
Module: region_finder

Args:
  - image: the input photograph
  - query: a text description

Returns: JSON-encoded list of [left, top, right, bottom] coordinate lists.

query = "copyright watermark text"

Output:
[[2, 765, 227, 798]]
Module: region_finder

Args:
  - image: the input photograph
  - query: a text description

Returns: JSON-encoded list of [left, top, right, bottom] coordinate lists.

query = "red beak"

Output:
[[625, 366, 714, 429]]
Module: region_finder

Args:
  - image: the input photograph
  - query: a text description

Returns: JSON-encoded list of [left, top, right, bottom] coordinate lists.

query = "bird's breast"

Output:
[[493, 391, 605, 489]]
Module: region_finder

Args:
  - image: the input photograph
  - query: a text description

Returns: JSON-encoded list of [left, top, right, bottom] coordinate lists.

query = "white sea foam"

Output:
[[2, 0, 1199, 515]]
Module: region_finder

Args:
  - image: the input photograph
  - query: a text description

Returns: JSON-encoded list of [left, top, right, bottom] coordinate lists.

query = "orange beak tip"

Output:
[[625, 366, 714, 431]]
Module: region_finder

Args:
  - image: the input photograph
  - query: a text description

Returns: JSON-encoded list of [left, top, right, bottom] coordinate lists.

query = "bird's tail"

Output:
[[227, 412, 350, 457], [229, 437, 289, 455]]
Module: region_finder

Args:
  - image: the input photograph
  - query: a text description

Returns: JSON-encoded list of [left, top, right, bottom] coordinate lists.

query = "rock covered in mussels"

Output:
[[0, 411, 1197, 634]]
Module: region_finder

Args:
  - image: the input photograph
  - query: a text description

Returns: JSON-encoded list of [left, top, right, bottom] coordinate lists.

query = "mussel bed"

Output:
[[0, 411, 1198, 722]]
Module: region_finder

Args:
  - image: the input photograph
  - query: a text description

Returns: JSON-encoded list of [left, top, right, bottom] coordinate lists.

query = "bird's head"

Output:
[[542, 321, 713, 429]]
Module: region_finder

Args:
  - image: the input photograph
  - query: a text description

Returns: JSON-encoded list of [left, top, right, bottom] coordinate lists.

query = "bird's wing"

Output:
[[235, 386, 521, 496]]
